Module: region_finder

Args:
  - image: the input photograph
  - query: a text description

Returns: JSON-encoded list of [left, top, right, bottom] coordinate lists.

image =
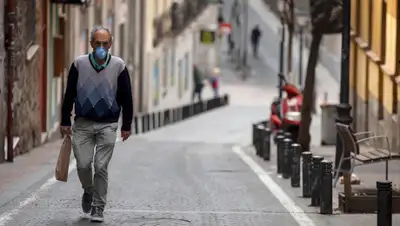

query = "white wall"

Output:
[[146, 30, 194, 112]]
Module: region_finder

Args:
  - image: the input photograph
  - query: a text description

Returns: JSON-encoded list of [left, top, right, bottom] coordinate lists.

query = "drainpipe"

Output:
[[5, 0, 15, 162]]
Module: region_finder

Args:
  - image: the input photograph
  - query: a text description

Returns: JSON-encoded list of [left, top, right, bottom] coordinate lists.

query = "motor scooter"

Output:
[[269, 75, 303, 142]]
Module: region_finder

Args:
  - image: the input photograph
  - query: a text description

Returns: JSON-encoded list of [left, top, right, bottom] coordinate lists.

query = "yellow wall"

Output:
[[350, 0, 398, 114]]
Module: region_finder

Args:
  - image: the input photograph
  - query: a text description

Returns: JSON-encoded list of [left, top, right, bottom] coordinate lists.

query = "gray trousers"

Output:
[[72, 118, 118, 209]]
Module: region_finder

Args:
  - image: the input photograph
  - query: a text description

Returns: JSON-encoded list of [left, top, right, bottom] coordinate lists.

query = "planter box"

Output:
[[338, 189, 400, 213]]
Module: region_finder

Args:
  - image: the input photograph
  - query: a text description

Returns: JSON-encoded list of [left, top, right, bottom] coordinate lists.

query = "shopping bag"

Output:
[[55, 135, 72, 182]]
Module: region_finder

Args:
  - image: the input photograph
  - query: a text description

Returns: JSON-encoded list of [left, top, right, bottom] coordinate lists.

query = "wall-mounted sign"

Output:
[[199, 29, 216, 44]]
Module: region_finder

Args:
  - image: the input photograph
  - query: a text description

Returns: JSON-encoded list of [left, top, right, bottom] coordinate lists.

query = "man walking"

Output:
[[251, 25, 262, 58], [60, 26, 133, 222]]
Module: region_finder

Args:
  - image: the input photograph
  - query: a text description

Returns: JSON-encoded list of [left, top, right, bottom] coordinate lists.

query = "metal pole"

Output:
[[6, 0, 15, 162], [377, 181, 392, 226], [334, 0, 352, 175], [298, 28, 303, 87], [278, 16, 285, 99], [242, 0, 248, 70]]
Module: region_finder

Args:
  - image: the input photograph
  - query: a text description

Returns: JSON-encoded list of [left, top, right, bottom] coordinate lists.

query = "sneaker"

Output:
[[81, 193, 92, 213], [90, 207, 104, 222]]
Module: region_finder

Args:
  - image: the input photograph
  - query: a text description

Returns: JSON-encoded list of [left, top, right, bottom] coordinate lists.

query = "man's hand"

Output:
[[121, 131, 131, 141], [60, 126, 72, 136]]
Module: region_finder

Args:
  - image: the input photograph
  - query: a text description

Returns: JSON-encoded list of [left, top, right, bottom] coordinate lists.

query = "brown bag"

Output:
[[55, 135, 72, 182]]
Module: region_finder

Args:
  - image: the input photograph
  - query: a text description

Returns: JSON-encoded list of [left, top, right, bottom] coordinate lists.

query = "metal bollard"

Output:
[[276, 135, 285, 174], [302, 152, 313, 198], [282, 138, 292, 179], [311, 156, 324, 206], [284, 132, 292, 139], [377, 181, 392, 226], [252, 123, 258, 147], [134, 116, 139, 134], [320, 160, 333, 214], [256, 124, 265, 157], [262, 127, 271, 161], [152, 112, 156, 129], [158, 111, 162, 127], [291, 143, 301, 187], [274, 129, 284, 143], [142, 114, 147, 133]]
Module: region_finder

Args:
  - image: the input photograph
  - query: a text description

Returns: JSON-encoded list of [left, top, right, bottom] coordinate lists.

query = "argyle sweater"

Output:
[[61, 54, 133, 131]]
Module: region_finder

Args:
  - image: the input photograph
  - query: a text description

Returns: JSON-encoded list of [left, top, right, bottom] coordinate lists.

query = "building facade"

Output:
[[0, 0, 218, 161], [350, 0, 400, 151]]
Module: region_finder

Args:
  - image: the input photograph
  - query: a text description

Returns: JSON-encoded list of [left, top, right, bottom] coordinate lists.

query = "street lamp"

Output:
[[277, 0, 285, 99], [296, 16, 308, 88]]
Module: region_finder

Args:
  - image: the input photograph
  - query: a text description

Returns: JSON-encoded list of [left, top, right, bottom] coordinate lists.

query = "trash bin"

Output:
[[320, 104, 337, 145]]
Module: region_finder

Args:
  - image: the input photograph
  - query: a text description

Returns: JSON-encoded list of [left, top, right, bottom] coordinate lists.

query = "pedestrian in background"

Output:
[[192, 64, 204, 101], [251, 25, 262, 58], [60, 26, 133, 223]]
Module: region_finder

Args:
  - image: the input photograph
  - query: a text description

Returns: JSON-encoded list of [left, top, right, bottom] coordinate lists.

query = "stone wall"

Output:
[[9, 0, 42, 155]]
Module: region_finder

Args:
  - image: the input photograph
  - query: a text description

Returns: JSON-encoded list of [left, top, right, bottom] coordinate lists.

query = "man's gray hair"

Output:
[[90, 25, 113, 42]]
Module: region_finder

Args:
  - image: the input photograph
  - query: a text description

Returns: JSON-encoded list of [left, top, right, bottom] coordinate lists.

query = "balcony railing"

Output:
[[153, 0, 209, 47]]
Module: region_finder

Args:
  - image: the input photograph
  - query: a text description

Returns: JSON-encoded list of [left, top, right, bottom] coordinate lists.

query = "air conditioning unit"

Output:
[[51, 0, 87, 5]]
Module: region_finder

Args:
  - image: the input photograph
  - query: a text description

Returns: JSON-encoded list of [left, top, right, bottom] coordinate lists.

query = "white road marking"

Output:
[[46, 208, 281, 216], [0, 159, 77, 226], [0, 136, 123, 225], [232, 146, 316, 226]]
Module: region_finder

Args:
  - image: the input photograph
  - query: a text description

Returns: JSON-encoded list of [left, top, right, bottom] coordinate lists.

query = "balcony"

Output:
[[153, 0, 209, 47]]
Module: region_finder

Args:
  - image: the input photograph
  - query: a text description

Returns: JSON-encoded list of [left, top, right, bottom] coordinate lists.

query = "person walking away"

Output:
[[60, 26, 133, 223], [228, 33, 235, 55], [251, 25, 262, 58], [192, 64, 204, 101], [211, 76, 219, 98]]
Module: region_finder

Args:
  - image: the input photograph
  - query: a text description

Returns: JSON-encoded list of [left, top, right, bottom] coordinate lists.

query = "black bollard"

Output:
[[262, 127, 271, 161], [152, 112, 156, 129], [276, 135, 285, 174], [311, 156, 324, 206], [291, 143, 301, 187], [282, 138, 292, 179], [320, 160, 333, 214], [302, 152, 313, 198], [252, 123, 258, 147], [134, 116, 139, 134], [284, 132, 292, 139], [256, 124, 265, 157], [274, 129, 284, 143], [142, 115, 147, 133], [158, 111, 162, 127], [377, 181, 392, 226]]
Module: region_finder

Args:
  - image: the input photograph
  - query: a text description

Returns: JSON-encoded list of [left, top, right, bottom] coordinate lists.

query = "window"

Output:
[[370, 0, 383, 58], [170, 49, 175, 86], [153, 60, 160, 106], [184, 53, 189, 90], [94, 1, 102, 24], [359, 0, 370, 43], [383, 0, 396, 70], [163, 49, 168, 89], [119, 24, 125, 58], [178, 60, 183, 98], [350, 0, 359, 33], [26, 0, 37, 46]]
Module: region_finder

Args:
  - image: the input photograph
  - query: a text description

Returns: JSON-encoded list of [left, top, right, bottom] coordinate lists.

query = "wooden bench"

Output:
[[334, 123, 400, 188]]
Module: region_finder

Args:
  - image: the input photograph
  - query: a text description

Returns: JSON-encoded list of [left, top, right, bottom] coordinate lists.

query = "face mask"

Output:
[[94, 47, 107, 60]]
